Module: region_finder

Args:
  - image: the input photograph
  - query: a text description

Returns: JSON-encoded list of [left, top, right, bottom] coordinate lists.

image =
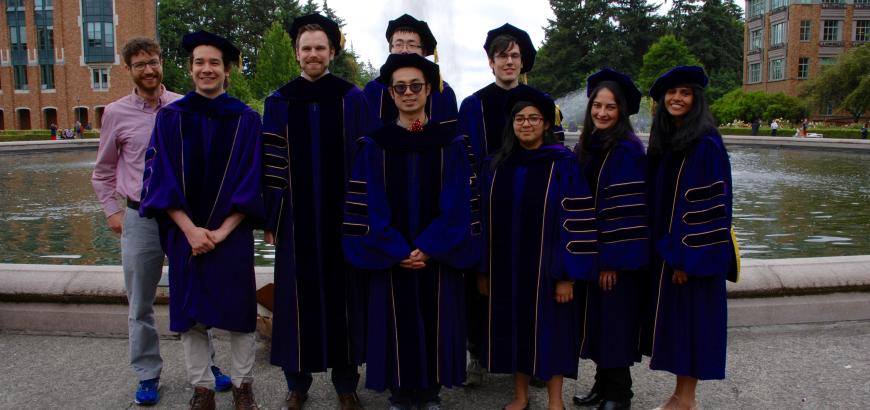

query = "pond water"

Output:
[[0, 146, 867, 265]]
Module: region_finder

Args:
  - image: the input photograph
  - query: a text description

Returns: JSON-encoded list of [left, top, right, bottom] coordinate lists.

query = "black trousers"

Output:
[[465, 272, 487, 360], [593, 366, 633, 402]]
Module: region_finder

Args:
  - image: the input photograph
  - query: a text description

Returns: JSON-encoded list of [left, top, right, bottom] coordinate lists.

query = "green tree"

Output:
[[801, 44, 870, 122], [529, 0, 613, 97], [252, 21, 299, 99], [711, 89, 806, 124], [227, 68, 255, 105], [680, 0, 744, 102], [667, 0, 701, 33], [611, 0, 665, 77], [637, 35, 701, 93], [157, 0, 302, 92]]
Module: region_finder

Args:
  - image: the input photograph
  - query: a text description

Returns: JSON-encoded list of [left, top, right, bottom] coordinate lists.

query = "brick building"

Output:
[[0, 0, 157, 131], [743, 0, 870, 117]]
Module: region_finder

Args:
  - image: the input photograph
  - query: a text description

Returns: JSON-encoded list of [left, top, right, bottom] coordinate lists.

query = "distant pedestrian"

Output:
[[862, 122, 868, 139], [74, 121, 82, 138], [50, 123, 57, 140], [750, 118, 760, 136], [801, 118, 809, 137], [770, 119, 779, 136]]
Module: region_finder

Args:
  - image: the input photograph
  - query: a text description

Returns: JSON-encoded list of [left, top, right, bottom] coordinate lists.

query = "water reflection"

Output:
[[0, 146, 868, 265]]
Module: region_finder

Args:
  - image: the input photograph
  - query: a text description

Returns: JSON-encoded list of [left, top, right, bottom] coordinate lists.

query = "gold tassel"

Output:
[[339, 31, 346, 50], [555, 104, 562, 127], [522, 73, 528, 84], [434, 48, 439, 63]]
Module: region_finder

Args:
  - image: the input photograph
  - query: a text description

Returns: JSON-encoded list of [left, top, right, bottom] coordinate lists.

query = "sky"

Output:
[[323, 0, 745, 101]]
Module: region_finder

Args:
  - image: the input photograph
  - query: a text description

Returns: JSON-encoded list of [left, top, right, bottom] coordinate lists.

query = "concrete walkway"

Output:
[[1, 320, 868, 409]]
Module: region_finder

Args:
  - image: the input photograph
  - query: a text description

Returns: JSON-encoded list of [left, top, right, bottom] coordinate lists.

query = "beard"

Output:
[[133, 72, 163, 93]]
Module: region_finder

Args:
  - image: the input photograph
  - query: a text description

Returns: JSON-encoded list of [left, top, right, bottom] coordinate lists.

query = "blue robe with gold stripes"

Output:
[[140, 92, 264, 334], [645, 131, 737, 380], [578, 132, 648, 369], [481, 145, 597, 380], [261, 74, 375, 374], [342, 122, 479, 392], [363, 79, 458, 130]]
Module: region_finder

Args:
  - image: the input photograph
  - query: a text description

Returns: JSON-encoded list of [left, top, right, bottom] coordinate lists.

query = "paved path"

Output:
[[2, 320, 868, 409]]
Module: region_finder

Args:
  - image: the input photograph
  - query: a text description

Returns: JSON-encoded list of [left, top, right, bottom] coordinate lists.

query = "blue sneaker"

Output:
[[134, 377, 160, 406], [212, 366, 232, 392]]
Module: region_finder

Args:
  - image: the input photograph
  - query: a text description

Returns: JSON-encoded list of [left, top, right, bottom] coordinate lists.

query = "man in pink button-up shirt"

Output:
[[91, 37, 230, 406]]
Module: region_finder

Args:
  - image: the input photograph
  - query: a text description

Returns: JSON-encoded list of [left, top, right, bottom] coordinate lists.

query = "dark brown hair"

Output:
[[487, 34, 518, 60], [295, 24, 334, 49], [122, 37, 161, 66]]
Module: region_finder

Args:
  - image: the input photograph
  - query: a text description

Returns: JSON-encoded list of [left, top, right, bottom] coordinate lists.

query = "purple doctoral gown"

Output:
[[481, 145, 597, 380], [342, 122, 479, 391], [261, 74, 374, 373], [643, 131, 738, 380], [140, 91, 264, 333], [578, 133, 649, 368]]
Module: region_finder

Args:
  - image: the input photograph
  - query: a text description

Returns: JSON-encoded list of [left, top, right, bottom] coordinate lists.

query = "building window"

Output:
[[820, 57, 837, 71], [749, 63, 762, 84], [770, 0, 786, 10], [800, 20, 811, 42], [750, 29, 763, 50], [770, 22, 786, 47], [91, 67, 110, 90], [798, 57, 809, 79], [81, 0, 115, 64], [856, 21, 870, 42], [823, 20, 842, 41], [769, 59, 784, 81], [749, 0, 764, 18], [41, 65, 55, 89], [7, 4, 28, 66], [14, 65, 28, 90], [35, 0, 55, 64]]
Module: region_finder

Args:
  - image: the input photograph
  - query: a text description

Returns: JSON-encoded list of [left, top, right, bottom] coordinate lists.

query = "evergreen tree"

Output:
[[611, 0, 665, 77], [637, 34, 701, 93], [252, 21, 299, 99], [681, 0, 744, 101], [529, 0, 613, 98], [667, 0, 701, 33]]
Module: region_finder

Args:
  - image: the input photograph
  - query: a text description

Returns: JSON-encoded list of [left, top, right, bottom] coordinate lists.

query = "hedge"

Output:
[[0, 130, 99, 142], [718, 127, 863, 139]]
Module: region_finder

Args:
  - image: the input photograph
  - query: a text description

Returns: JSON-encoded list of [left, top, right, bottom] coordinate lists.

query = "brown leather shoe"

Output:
[[189, 387, 216, 410], [338, 392, 364, 410], [282, 391, 308, 410], [232, 382, 260, 410]]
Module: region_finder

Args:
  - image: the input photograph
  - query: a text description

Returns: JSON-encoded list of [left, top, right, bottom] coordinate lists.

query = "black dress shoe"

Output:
[[597, 399, 631, 410], [572, 390, 603, 406]]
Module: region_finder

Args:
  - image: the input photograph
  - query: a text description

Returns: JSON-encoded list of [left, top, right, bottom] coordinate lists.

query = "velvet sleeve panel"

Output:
[[596, 140, 650, 272], [554, 157, 598, 281], [657, 133, 734, 278], [341, 138, 413, 269], [260, 96, 290, 232]]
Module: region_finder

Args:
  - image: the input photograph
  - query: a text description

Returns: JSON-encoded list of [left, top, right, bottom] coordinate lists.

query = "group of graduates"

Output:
[[126, 11, 738, 410]]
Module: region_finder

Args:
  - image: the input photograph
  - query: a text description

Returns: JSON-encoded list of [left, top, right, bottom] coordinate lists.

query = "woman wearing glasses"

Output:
[[573, 69, 648, 410], [644, 66, 738, 410], [480, 87, 597, 410]]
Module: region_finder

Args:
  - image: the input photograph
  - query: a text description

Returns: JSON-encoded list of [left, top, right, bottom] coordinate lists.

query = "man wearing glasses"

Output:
[[363, 14, 457, 129], [91, 37, 231, 406], [343, 52, 478, 410], [262, 13, 373, 410], [457, 23, 564, 388]]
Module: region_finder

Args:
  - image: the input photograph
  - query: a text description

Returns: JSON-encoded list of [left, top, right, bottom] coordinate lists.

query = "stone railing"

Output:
[[819, 40, 844, 47], [770, 42, 786, 50]]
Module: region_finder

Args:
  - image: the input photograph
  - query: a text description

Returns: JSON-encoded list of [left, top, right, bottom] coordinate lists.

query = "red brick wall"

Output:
[[1, 0, 157, 130]]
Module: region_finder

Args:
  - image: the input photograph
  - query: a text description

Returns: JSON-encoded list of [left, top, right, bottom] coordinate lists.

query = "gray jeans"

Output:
[[121, 210, 219, 381], [182, 323, 256, 388]]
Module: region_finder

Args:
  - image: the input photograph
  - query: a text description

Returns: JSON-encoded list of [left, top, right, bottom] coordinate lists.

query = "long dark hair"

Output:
[[491, 101, 559, 170], [648, 85, 717, 157], [579, 81, 635, 162]]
